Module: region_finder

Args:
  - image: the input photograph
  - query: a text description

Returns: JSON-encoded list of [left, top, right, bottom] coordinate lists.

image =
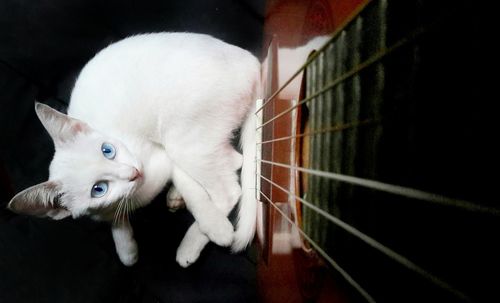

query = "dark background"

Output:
[[0, 1, 264, 302]]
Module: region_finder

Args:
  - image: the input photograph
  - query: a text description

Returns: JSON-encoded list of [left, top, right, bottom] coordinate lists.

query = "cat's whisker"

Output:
[[112, 196, 136, 226], [122, 198, 128, 224], [114, 197, 126, 226], [131, 197, 139, 213], [126, 196, 134, 223], [113, 201, 119, 225], [116, 200, 122, 225], [112, 200, 119, 225], [119, 198, 126, 223], [124, 197, 130, 223]]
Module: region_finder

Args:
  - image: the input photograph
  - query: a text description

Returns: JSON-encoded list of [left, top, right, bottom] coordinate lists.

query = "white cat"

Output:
[[7, 33, 260, 267]]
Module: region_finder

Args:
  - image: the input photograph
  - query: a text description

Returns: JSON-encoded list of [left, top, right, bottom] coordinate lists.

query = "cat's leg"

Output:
[[176, 173, 241, 267], [166, 185, 185, 212], [207, 145, 243, 213], [229, 147, 243, 171], [172, 165, 234, 247], [176, 223, 209, 267], [176, 180, 238, 268], [111, 220, 138, 266], [176, 149, 242, 267]]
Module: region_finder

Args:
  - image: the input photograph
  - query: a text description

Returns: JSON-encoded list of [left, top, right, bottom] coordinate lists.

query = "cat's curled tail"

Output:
[[232, 79, 262, 252]]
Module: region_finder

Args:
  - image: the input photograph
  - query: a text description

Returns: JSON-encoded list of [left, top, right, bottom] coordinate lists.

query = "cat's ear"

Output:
[[7, 181, 71, 220], [35, 102, 90, 146]]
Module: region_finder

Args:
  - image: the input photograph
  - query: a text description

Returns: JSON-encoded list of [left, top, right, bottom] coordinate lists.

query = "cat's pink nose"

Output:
[[129, 168, 142, 181]]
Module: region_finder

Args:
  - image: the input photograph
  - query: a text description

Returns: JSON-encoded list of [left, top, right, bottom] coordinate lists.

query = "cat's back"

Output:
[[68, 33, 259, 139]]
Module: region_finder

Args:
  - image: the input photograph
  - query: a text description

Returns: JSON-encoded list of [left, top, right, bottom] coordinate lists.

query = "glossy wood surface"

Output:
[[257, 1, 368, 302]]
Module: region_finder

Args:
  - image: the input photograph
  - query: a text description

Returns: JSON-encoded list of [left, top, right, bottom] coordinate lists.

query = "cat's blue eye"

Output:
[[91, 181, 108, 198], [101, 143, 116, 159]]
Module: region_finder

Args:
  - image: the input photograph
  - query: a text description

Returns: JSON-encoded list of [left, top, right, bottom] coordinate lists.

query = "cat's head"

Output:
[[7, 102, 144, 221]]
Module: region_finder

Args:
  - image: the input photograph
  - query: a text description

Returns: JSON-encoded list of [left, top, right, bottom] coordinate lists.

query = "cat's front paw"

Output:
[[176, 242, 202, 268], [115, 238, 139, 266], [117, 246, 138, 266], [199, 217, 234, 247]]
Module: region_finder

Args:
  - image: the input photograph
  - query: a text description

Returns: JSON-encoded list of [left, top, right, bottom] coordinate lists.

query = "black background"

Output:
[[0, 1, 264, 302]]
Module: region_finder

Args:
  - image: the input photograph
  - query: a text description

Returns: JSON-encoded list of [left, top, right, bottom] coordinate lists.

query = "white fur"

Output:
[[8, 33, 260, 267], [233, 102, 258, 251], [112, 220, 138, 266]]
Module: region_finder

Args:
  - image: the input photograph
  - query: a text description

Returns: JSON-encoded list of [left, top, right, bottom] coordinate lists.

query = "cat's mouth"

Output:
[[127, 167, 145, 197]]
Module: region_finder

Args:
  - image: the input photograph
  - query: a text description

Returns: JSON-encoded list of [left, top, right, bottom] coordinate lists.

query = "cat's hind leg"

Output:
[[166, 185, 185, 212]]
